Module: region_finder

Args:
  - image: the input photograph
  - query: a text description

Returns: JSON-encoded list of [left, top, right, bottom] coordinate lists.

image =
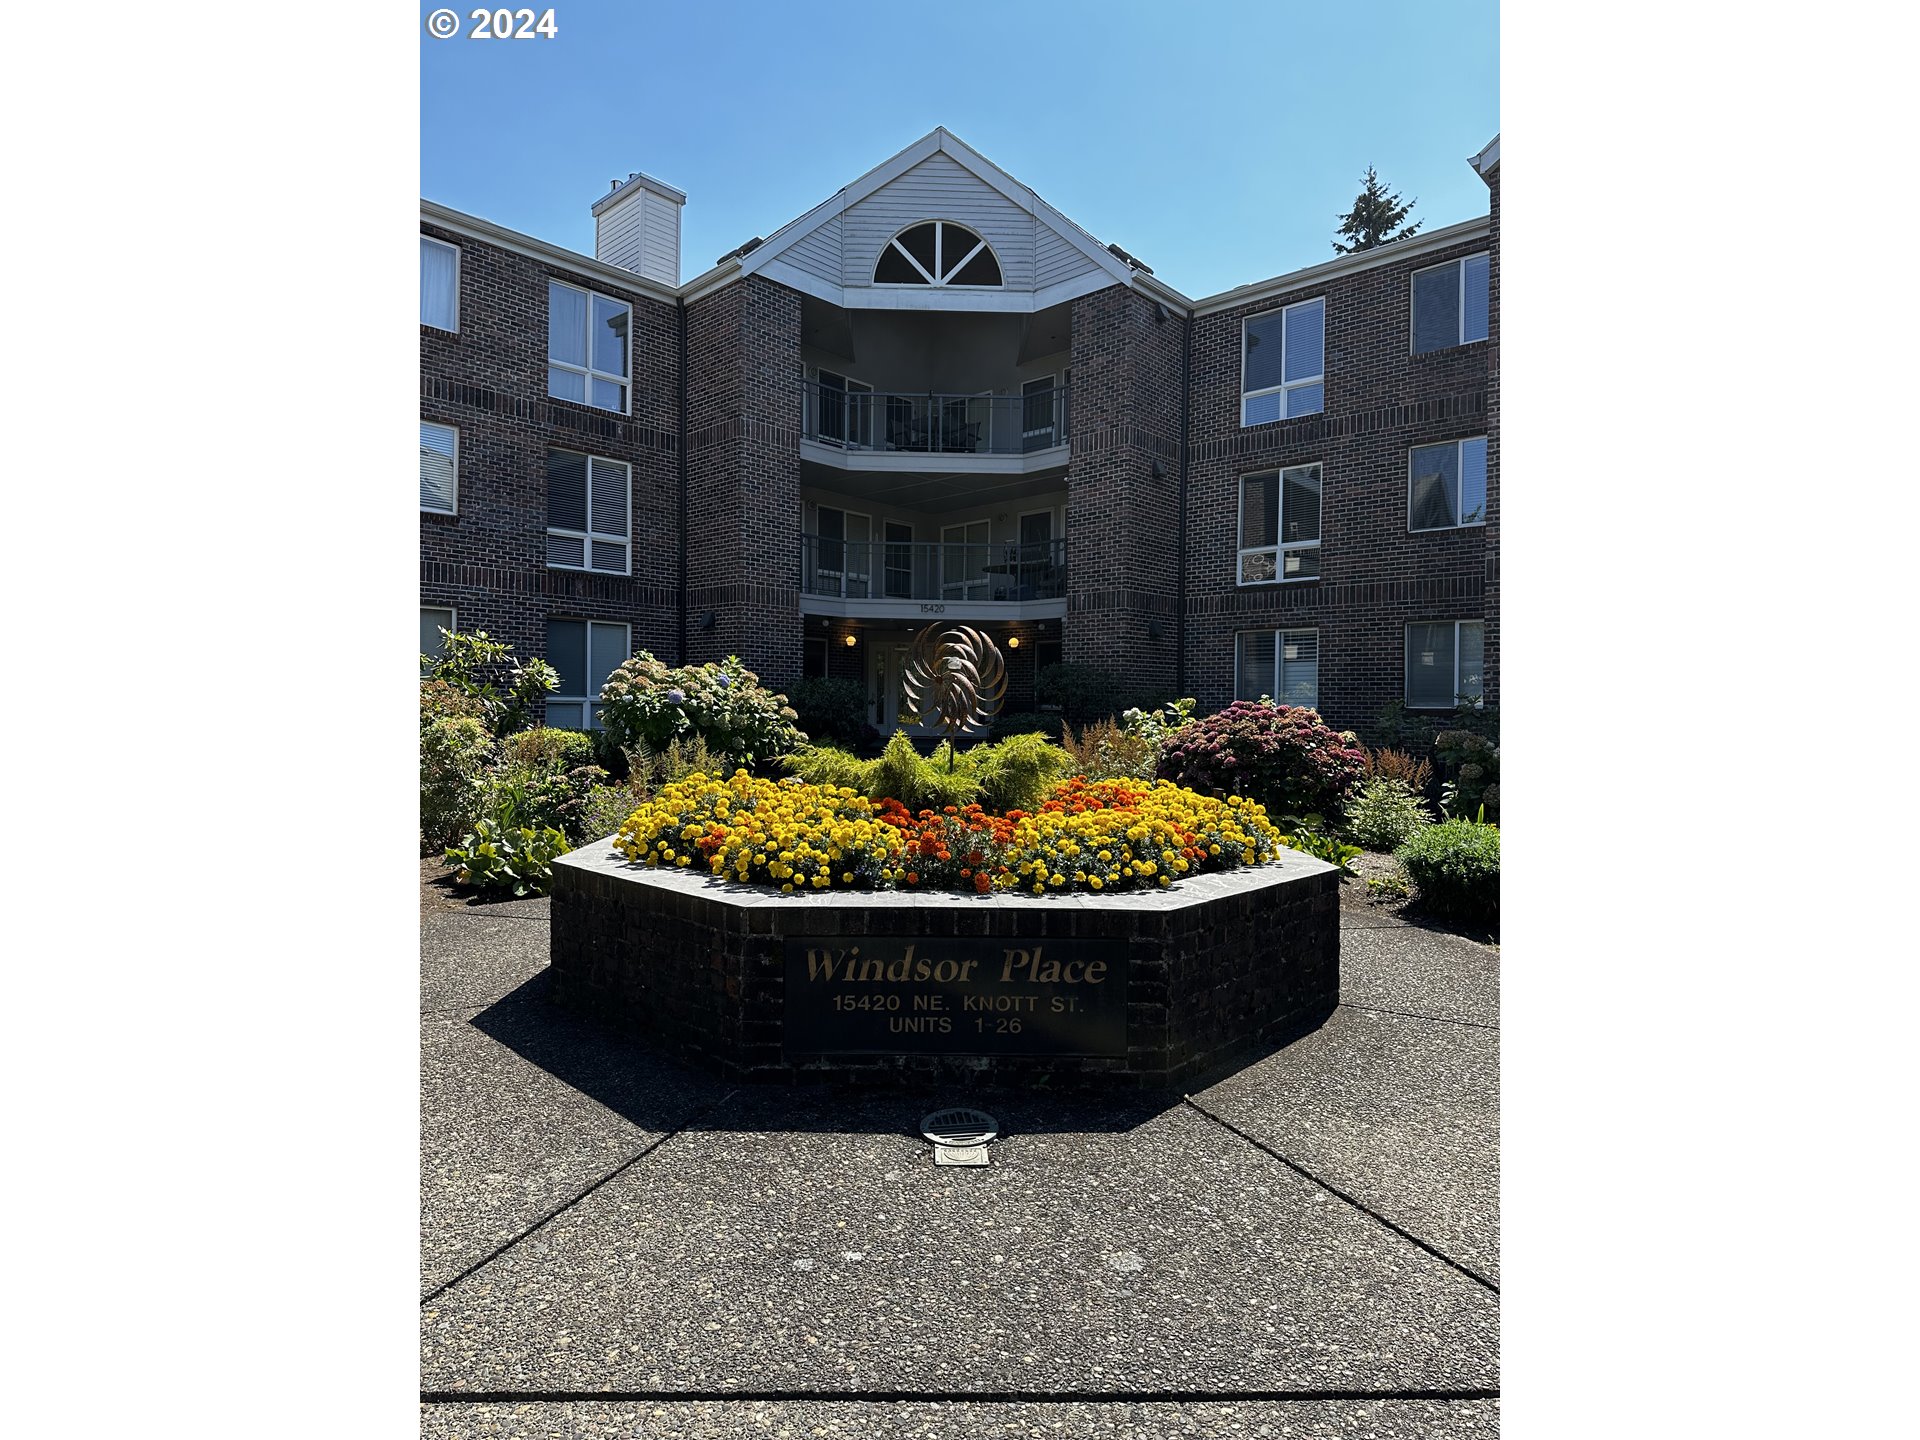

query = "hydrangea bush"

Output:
[[1157, 700, 1369, 820], [598, 652, 804, 767]]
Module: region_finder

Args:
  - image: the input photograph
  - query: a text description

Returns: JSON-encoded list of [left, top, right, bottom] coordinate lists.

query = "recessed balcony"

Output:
[[800, 381, 1069, 474], [798, 535, 1067, 620]]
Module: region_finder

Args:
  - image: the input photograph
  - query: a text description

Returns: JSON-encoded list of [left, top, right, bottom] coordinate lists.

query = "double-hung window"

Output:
[[1411, 254, 1490, 354], [420, 421, 457, 514], [546, 449, 630, 574], [1235, 629, 1320, 708], [420, 237, 459, 331], [1238, 464, 1322, 583], [1408, 437, 1488, 531], [1241, 297, 1325, 424], [548, 280, 630, 412], [1405, 621, 1485, 708], [546, 619, 629, 731]]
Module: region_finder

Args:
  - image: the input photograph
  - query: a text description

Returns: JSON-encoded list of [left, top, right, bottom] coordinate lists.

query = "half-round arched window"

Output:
[[873, 221, 1003, 287]]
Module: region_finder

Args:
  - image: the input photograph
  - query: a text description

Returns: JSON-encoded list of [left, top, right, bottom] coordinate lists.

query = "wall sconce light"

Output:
[[1006, 635, 1020, 649], [1148, 620, 1164, 641], [700, 611, 715, 630], [843, 633, 859, 648]]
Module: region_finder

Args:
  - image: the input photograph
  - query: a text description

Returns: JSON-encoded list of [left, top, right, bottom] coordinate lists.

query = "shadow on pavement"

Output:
[[466, 970, 1326, 1139]]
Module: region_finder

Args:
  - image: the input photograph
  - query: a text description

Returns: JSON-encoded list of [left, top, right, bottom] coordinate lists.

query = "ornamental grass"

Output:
[[612, 771, 1287, 896]]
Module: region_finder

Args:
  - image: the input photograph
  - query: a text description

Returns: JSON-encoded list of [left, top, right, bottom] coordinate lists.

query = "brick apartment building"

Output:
[[421, 128, 1499, 737]]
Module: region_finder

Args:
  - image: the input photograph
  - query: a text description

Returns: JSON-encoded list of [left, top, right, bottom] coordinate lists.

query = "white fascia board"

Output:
[[1190, 216, 1493, 316], [1132, 271, 1196, 312], [1470, 134, 1501, 177], [421, 200, 681, 304], [734, 130, 943, 281], [937, 128, 1136, 288], [679, 257, 744, 304], [754, 258, 845, 307]]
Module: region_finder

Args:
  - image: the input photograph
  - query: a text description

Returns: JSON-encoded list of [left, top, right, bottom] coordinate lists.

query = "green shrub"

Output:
[[420, 628, 558, 736], [991, 711, 1063, 741], [599, 652, 804, 767], [1281, 825, 1363, 875], [1065, 698, 1196, 782], [575, 782, 643, 843], [961, 730, 1076, 812], [630, 735, 729, 793], [782, 730, 1074, 814], [870, 732, 984, 812], [421, 677, 488, 726], [420, 716, 495, 852], [783, 742, 873, 792], [1396, 819, 1500, 927], [445, 817, 570, 897], [1158, 701, 1369, 820], [1343, 776, 1433, 852], [787, 677, 871, 747], [502, 726, 596, 772], [1435, 729, 1500, 821]]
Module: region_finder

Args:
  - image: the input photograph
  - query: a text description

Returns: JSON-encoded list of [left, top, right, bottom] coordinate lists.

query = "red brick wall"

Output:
[[684, 275, 804, 683], [1182, 231, 1495, 735], [419, 223, 679, 672], [1065, 285, 1187, 698]]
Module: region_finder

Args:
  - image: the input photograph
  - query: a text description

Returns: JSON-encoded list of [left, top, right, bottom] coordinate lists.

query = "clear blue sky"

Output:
[[421, 1, 1498, 299]]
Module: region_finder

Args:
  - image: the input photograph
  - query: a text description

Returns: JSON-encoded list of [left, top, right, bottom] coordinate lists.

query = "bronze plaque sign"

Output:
[[783, 937, 1129, 1057]]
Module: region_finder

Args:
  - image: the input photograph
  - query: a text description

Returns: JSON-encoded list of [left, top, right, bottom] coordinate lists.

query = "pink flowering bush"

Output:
[[1157, 700, 1369, 820]]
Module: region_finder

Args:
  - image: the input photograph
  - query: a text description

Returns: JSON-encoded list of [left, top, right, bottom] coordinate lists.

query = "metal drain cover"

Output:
[[922, 1108, 998, 1167]]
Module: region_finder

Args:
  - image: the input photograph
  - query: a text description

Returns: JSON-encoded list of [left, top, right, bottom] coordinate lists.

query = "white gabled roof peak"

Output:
[[731, 126, 1137, 292]]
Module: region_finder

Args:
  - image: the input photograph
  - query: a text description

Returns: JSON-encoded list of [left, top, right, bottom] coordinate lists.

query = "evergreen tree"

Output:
[[1332, 166, 1423, 254]]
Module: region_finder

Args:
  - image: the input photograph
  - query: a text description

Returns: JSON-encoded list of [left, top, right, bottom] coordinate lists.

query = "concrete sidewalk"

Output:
[[419, 864, 1499, 1437]]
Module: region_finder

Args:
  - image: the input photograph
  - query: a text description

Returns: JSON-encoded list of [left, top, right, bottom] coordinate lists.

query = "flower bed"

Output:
[[611, 771, 1288, 897]]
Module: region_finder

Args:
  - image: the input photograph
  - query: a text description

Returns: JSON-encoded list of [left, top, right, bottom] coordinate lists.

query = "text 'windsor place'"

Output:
[[802, 944, 1110, 987]]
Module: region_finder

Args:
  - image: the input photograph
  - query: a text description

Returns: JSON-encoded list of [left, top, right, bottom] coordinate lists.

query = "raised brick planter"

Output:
[[550, 838, 1339, 1088]]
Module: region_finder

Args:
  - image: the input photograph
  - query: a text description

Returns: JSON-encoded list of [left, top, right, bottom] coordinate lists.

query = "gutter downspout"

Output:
[[1175, 307, 1191, 698], [676, 300, 689, 666]]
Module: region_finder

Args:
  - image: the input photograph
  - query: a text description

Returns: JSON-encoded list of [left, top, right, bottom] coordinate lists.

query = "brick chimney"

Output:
[[591, 169, 685, 286]]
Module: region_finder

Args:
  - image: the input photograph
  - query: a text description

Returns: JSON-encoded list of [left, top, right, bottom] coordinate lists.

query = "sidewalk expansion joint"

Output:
[[1181, 1096, 1498, 1295], [1337, 1001, 1498, 1031], [420, 1087, 737, 1307], [421, 1388, 1501, 1404]]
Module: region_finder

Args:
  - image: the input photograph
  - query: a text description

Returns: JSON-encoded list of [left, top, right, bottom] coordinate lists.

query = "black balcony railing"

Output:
[[802, 382, 1070, 456], [800, 536, 1067, 603]]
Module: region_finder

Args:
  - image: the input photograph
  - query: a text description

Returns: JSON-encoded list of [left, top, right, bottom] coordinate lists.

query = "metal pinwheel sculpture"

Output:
[[900, 624, 1008, 756]]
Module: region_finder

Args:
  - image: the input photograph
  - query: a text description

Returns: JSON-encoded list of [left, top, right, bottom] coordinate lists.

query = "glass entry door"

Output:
[[869, 643, 917, 732]]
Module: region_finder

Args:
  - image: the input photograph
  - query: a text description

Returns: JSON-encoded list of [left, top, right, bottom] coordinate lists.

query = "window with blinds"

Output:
[[420, 421, 457, 514], [420, 237, 459, 331], [1405, 620, 1485, 709], [1408, 437, 1489, 531], [546, 449, 630, 574], [1411, 254, 1491, 354], [1238, 464, 1322, 583], [1235, 629, 1320, 708], [546, 619, 629, 731], [1241, 297, 1325, 425], [548, 280, 630, 413]]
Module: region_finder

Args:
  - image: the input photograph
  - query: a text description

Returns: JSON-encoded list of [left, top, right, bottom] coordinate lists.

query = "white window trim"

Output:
[[547, 618, 630, 731], [1409, 254, 1490, 354], [548, 279, 633, 416], [871, 221, 1004, 289], [420, 420, 459, 516], [1234, 627, 1320, 708], [546, 450, 632, 576], [421, 235, 460, 332], [1236, 464, 1323, 586], [1404, 619, 1486, 709], [1407, 436, 1488, 533], [1239, 296, 1326, 426]]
